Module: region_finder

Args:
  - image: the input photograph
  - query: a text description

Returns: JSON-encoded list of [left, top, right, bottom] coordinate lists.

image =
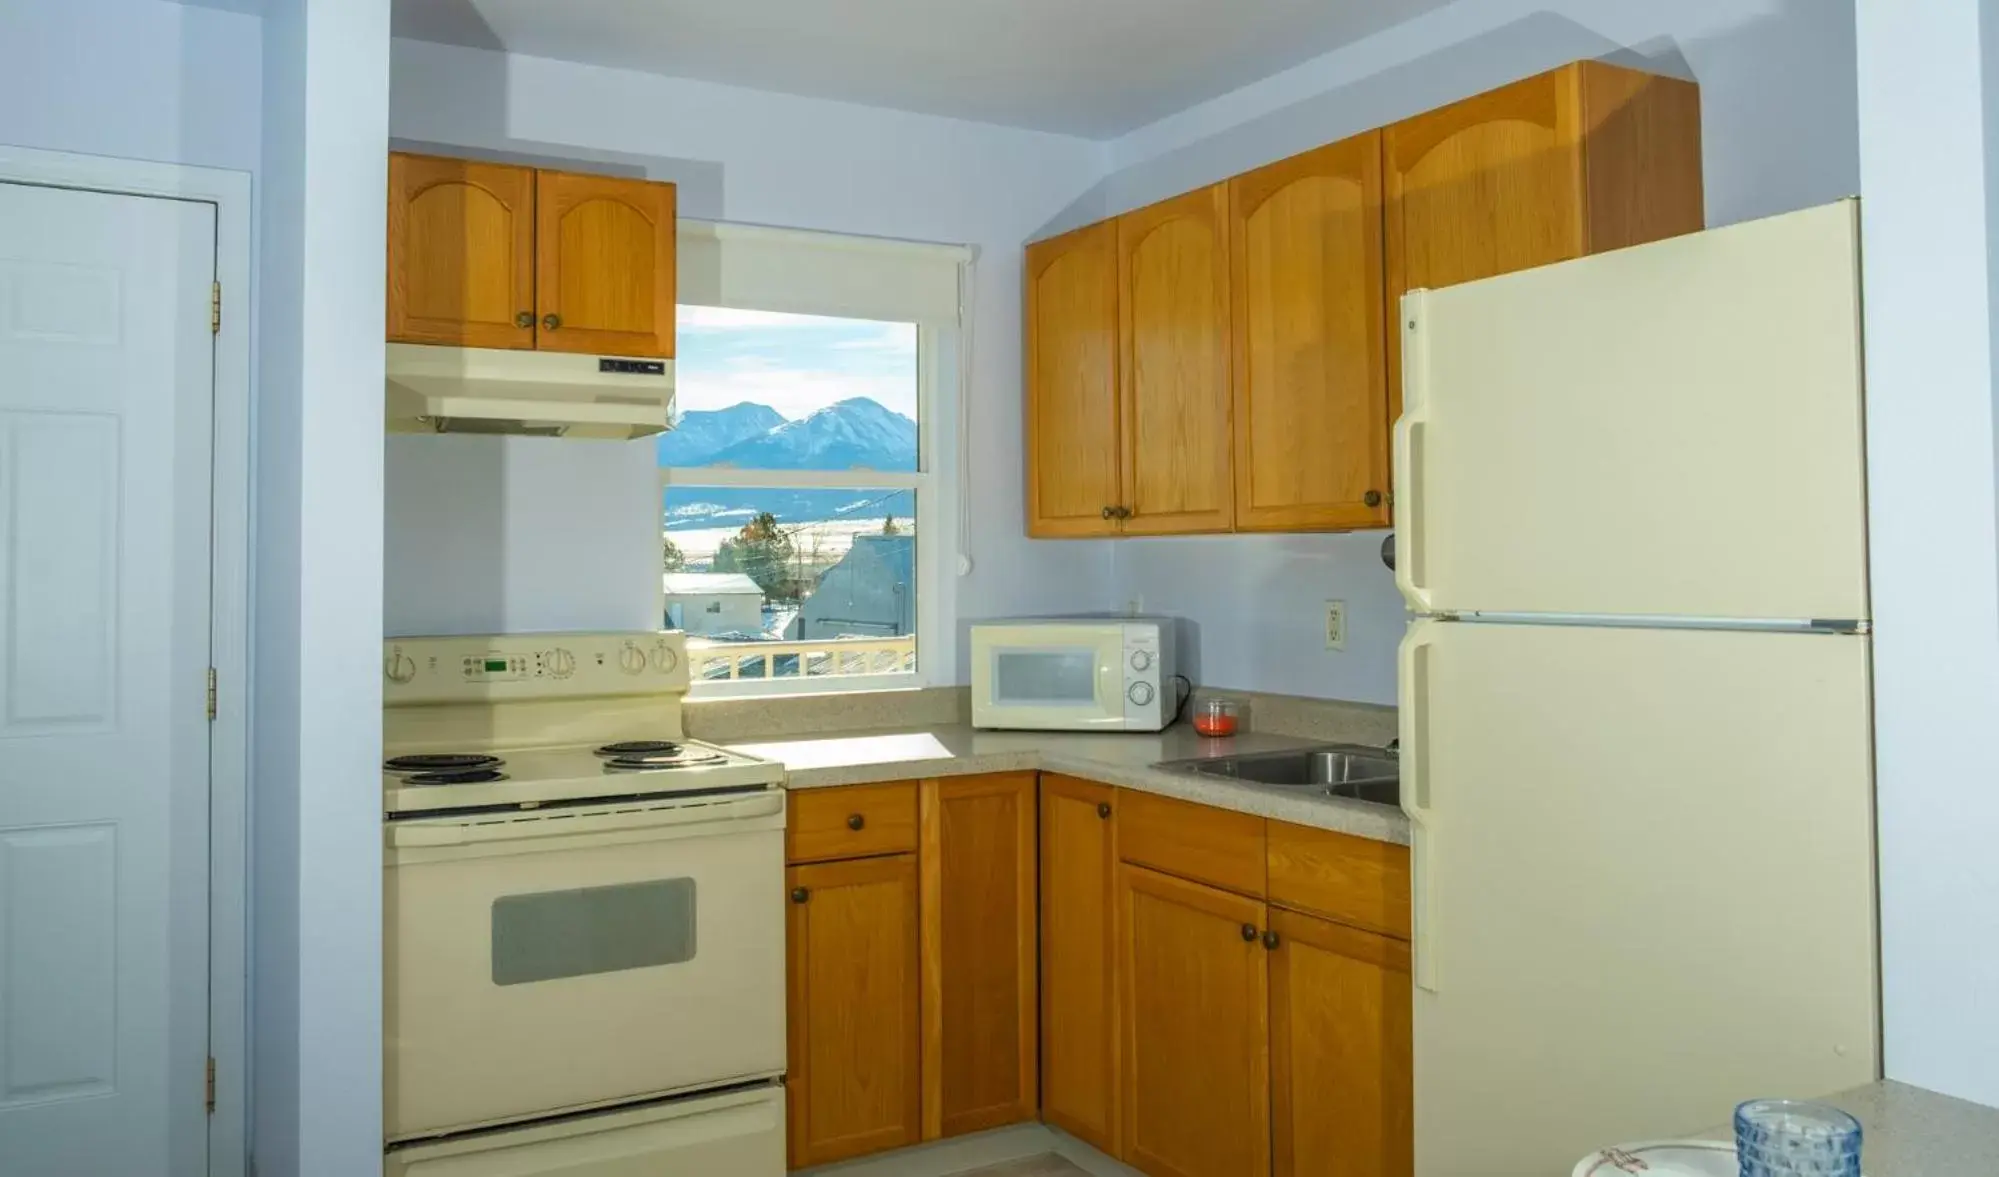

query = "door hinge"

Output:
[[210, 281, 222, 335], [206, 668, 218, 721], [205, 1056, 216, 1114]]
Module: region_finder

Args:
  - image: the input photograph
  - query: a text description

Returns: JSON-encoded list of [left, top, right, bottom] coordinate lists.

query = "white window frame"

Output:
[[660, 320, 946, 699]]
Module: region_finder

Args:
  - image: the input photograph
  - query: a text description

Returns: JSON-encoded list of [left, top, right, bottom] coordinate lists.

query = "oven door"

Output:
[[384, 790, 786, 1141], [970, 623, 1126, 730]]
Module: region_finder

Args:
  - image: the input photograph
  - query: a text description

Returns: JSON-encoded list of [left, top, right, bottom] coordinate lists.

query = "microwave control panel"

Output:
[[1121, 623, 1172, 721]]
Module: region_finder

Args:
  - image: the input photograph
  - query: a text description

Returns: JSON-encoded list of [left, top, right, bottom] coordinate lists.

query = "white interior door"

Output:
[[1394, 200, 1869, 621], [0, 181, 216, 1175], [1399, 619, 1878, 1177]]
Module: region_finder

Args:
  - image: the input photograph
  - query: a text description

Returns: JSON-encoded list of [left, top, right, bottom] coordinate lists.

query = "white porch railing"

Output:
[[687, 635, 917, 681]]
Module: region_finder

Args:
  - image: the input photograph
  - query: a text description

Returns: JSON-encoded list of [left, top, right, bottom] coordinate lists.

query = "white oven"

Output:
[[383, 789, 787, 1144], [969, 618, 1180, 731]]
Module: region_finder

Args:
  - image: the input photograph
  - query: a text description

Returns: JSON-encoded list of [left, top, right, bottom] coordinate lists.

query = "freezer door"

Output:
[[1398, 619, 1878, 1177], [1394, 200, 1868, 620]]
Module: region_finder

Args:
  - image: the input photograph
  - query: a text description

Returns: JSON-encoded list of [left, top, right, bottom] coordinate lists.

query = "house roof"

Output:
[[662, 572, 764, 597]]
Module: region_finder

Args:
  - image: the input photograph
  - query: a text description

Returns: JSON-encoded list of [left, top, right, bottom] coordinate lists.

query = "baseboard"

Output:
[[793, 1124, 1057, 1176], [1045, 1126, 1146, 1177]]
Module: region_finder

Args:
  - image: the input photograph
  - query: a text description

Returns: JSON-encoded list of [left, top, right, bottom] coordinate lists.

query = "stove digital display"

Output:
[[483, 659, 508, 673]]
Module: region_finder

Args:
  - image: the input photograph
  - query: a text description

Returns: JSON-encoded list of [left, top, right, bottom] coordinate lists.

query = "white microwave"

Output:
[[970, 618, 1179, 732]]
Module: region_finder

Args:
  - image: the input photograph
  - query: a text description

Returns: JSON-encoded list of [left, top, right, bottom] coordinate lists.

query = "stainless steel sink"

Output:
[[1156, 745, 1400, 808]]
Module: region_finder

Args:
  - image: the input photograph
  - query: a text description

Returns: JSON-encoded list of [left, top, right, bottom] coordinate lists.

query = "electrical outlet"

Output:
[[1325, 600, 1347, 650], [1126, 596, 1145, 616]]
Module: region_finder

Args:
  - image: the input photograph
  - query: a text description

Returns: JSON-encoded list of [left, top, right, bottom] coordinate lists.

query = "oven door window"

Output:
[[992, 647, 1100, 706], [491, 877, 696, 986]]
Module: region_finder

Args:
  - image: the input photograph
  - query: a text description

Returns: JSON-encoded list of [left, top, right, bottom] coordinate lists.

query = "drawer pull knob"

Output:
[[790, 887, 809, 904], [846, 814, 866, 831], [1240, 923, 1258, 942]]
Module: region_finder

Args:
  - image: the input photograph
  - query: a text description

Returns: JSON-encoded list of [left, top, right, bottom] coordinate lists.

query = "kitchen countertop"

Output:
[[722, 723, 1410, 845], [1696, 1080, 1999, 1176]]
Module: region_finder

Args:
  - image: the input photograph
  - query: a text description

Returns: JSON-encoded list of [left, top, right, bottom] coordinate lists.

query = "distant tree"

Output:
[[881, 515, 900, 536], [662, 534, 687, 572], [715, 512, 796, 601]]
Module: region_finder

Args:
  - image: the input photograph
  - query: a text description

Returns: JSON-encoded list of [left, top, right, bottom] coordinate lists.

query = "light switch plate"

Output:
[[1325, 600, 1347, 650]]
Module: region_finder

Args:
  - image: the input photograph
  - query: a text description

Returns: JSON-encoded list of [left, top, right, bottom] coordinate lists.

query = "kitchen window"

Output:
[[665, 222, 963, 695]]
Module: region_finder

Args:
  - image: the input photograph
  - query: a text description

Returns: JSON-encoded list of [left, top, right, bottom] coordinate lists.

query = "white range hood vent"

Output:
[[385, 343, 675, 440]]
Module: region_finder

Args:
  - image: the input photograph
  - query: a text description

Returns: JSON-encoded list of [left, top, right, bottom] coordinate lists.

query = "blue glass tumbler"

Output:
[[1734, 1100, 1862, 1177]]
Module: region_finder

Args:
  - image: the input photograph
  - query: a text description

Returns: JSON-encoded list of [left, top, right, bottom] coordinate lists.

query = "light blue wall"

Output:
[[1086, 0, 1860, 704]]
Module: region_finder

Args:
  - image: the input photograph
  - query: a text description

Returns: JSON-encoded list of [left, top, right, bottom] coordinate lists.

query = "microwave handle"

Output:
[[1100, 648, 1120, 711]]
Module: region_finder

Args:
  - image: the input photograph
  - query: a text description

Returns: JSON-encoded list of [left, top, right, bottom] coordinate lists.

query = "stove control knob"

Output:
[[547, 648, 576, 679], [384, 650, 417, 684], [618, 644, 647, 675], [1127, 681, 1156, 707], [652, 640, 680, 675]]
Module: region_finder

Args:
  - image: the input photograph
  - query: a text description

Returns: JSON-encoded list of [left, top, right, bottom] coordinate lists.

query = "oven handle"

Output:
[[386, 790, 785, 849]]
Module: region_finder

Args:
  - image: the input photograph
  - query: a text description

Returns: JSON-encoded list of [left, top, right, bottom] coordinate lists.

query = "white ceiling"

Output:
[[391, 0, 1453, 138]]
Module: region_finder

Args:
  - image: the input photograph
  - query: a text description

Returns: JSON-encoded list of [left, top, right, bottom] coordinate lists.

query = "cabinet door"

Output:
[[786, 855, 921, 1168], [1120, 864, 1269, 1177], [533, 169, 677, 358], [1383, 67, 1585, 423], [1269, 907, 1412, 1177], [1230, 133, 1390, 531], [1025, 223, 1122, 537], [920, 773, 1038, 1139], [1039, 775, 1119, 1154], [386, 153, 536, 349], [1118, 185, 1235, 535]]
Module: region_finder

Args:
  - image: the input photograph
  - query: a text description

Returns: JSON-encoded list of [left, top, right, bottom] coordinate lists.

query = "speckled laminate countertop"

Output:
[[721, 723, 1410, 845], [1695, 1081, 1999, 1176]]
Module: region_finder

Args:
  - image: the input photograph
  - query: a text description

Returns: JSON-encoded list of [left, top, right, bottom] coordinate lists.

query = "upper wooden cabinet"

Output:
[[1383, 60, 1703, 420], [386, 152, 677, 359], [1039, 775, 1121, 1154], [533, 168, 677, 357], [1118, 185, 1234, 536], [919, 773, 1038, 1140], [1230, 132, 1391, 531], [1025, 222, 1123, 538], [386, 154, 536, 350], [1022, 59, 1701, 536]]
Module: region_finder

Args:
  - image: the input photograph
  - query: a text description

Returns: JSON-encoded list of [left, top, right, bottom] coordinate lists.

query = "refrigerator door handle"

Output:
[[1400, 622, 1439, 992], [1395, 294, 1433, 613]]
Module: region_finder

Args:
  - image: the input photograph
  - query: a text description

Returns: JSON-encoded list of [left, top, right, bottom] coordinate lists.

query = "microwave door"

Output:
[[985, 639, 1124, 729]]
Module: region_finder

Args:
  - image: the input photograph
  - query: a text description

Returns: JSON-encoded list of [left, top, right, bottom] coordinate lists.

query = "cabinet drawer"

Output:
[[787, 782, 919, 863], [1267, 820, 1411, 940], [1117, 789, 1266, 898]]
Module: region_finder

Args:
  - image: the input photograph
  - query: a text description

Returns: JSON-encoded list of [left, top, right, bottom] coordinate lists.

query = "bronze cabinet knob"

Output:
[[1364, 489, 1384, 508], [1097, 801, 1111, 819], [542, 313, 562, 330], [790, 887, 809, 904], [515, 311, 534, 328], [846, 814, 865, 831]]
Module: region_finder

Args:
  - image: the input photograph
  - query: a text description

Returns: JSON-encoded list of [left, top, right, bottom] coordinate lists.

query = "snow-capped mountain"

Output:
[[656, 402, 786, 466], [704, 398, 916, 472]]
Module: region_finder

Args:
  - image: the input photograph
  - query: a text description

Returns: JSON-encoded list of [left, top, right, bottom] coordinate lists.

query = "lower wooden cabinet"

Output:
[[1039, 775, 1120, 1153], [785, 854, 921, 1168], [921, 773, 1039, 1138], [1120, 864, 1270, 1177], [1269, 907, 1413, 1177]]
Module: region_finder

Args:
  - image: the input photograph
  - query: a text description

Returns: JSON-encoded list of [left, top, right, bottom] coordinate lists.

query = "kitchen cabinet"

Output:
[[1025, 222, 1122, 537], [1119, 863, 1269, 1177], [1229, 132, 1392, 531], [386, 152, 677, 358], [1382, 60, 1702, 422], [1268, 907, 1412, 1177], [1022, 59, 1701, 535], [1118, 184, 1235, 535], [1038, 775, 1120, 1154], [919, 773, 1038, 1139], [386, 153, 536, 350], [785, 854, 922, 1168]]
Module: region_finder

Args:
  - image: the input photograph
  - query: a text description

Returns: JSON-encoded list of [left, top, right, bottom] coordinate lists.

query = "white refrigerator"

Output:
[[1393, 200, 1880, 1177]]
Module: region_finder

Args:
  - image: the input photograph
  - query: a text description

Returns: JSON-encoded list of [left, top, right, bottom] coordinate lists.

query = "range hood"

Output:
[[385, 343, 675, 440]]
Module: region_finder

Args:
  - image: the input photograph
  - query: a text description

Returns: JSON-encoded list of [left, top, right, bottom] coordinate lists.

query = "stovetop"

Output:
[[381, 736, 784, 815]]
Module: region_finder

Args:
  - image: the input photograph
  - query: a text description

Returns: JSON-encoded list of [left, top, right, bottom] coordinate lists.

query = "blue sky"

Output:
[[676, 306, 918, 421]]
